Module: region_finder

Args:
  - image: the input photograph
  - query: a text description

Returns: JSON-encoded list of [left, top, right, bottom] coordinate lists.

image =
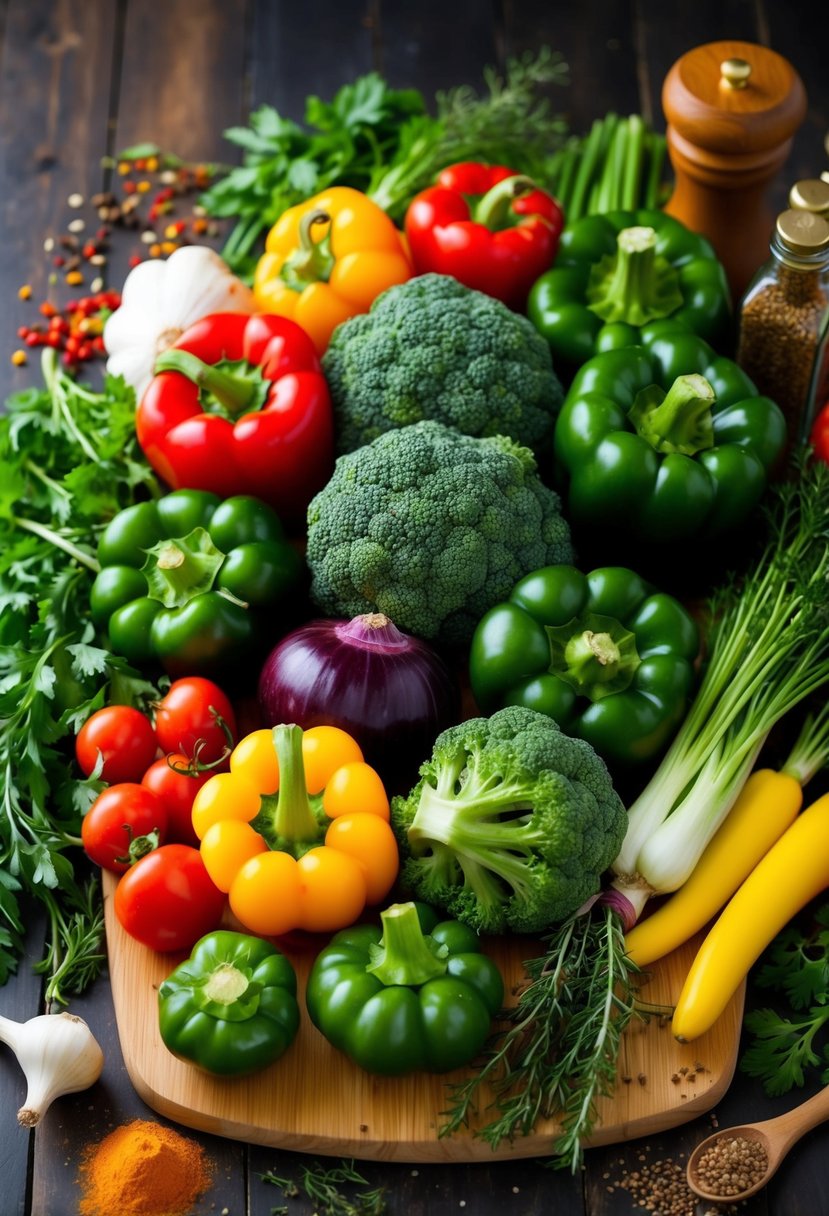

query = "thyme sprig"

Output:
[[442, 905, 641, 1171], [261, 1159, 386, 1216]]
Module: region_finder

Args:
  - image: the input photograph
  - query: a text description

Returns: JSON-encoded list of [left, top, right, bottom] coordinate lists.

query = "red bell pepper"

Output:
[[404, 162, 564, 311], [136, 312, 334, 525], [810, 400, 829, 464]]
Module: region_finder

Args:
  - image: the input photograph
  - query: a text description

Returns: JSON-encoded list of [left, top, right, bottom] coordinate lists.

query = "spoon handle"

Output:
[[764, 1085, 829, 1154]]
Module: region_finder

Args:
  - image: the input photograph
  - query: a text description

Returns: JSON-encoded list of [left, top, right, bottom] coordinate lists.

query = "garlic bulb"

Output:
[[104, 244, 255, 402], [0, 1010, 104, 1126]]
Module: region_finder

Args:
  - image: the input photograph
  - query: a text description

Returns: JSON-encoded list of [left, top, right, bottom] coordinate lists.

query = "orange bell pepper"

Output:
[[252, 186, 413, 354]]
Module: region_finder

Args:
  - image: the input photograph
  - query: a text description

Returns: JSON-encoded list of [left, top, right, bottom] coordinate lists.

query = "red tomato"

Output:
[[81, 784, 168, 874], [141, 753, 212, 846], [154, 678, 237, 765], [114, 844, 226, 952], [810, 402, 829, 463], [75, 706, 158, 783]]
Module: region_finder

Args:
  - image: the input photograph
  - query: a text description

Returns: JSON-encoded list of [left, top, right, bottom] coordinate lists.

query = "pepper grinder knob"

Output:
[[662, 40, 807, 301], [719, 58, 752, 90]]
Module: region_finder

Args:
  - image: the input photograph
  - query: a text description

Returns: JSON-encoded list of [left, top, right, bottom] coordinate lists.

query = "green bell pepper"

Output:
[[305, 901, 504, 1076], [528, 210, 731, 375], [553, 324, 787, 549], [469, 565, 699, 767], [90, 489, 303, 677], [158, 930, 300, 1076]]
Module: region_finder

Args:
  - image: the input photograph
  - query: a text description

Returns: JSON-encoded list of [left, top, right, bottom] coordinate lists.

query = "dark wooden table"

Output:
[[0, 2, 827, 1214]]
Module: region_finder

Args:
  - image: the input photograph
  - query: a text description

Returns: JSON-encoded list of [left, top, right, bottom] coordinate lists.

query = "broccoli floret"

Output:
[[323, 274, 563, 455], [306, 421, 573, 645], [391, 706, 627, 935]]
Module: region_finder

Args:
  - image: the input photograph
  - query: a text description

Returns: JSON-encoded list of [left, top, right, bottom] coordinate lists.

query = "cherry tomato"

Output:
[[82, 784, 168, 874], [114, 844, 226, 952], [154, 678, 237, 765], [75, 706, 158, 783], [141, 753, 212, 846]]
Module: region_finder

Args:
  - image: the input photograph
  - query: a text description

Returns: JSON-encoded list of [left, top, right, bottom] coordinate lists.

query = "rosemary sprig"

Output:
[[441, 905, 641, 1171], [260, 1159, 387, 1216]]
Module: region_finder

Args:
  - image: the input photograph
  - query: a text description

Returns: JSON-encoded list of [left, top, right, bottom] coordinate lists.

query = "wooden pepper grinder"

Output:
[[662, 41, 807, 301]]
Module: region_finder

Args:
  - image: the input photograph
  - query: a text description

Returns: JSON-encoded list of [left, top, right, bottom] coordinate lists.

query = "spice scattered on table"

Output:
[[77, 1119, 212, 1216], [694, 1134, 769, 1197], [606, 1142, 744, 1216], [16, 290, 120, 370]]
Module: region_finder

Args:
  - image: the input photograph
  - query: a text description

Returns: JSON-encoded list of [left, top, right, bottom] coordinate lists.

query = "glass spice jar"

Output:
[[736, 209, 829, 443]]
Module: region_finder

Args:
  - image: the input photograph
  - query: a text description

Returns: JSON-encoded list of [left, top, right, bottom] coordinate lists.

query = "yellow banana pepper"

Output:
[[253, 186, 413, 354]]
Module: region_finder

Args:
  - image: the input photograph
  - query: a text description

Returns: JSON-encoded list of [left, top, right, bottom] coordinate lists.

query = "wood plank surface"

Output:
[[102, 870, 745, 1165], [0, 0, 120, 402]]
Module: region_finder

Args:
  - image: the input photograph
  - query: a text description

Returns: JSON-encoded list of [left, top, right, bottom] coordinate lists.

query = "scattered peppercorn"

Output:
[[608, 1145, 743, 1216]]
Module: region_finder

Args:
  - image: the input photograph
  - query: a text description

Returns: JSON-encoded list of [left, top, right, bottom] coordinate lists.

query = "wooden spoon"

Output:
[[687, 1085, 829, 1204]]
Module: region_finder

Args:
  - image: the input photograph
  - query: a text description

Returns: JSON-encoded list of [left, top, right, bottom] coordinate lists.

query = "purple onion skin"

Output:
[[257, 614, 461, 795]]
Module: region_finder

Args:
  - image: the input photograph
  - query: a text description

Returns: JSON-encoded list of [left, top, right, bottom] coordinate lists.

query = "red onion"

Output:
[[257, 613, 460, 794]]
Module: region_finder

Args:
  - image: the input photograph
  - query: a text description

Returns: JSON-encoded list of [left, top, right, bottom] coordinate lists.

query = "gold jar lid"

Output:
[[776, 209, 829, 255], [789, 179, 829, 215]]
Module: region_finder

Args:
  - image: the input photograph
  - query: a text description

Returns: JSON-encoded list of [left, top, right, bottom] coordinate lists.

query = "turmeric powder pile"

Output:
[[78, 1118, 212, 1216]]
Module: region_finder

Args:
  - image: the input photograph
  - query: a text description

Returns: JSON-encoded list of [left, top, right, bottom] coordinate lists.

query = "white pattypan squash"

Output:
[[104, 245, 255, 401]]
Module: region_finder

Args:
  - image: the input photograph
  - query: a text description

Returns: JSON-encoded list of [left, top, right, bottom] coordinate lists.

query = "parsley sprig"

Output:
[[741, 905, 829, 1095], [0, 350, 162, 1001], [201, 49, 569, 274]]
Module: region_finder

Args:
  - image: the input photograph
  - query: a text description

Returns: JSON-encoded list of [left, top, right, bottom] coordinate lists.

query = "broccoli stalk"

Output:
[[252, 724, 327, 857], [392, 706, 627, 935], [407, 763, 546, 910]]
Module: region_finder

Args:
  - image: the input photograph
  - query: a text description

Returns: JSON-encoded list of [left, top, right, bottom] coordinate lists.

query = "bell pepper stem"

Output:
[[154, 348, 257, 416], [202, 962, 249, 1005], [547, 612, 641, 701], [586, 225, 684, 326], [281, 209, 335, 286], [272, 723, 323, 844], [143, 528, 225, 609], [366, 902, 449, 987], [628, 374, 716, 456], [473, 175, 538, 229]]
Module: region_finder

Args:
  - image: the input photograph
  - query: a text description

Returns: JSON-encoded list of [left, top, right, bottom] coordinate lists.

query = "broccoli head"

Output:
[[306, 420, 573, 646], [391, 706, 627, 935], [322, 273, 564, 455]]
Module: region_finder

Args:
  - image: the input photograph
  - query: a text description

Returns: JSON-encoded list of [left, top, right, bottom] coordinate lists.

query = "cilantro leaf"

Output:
[[742, 1005, 829, 1095], [0, 350, 164, 1001]]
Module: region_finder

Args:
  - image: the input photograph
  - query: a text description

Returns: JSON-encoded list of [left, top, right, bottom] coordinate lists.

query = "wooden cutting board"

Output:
[[102, 872, 744, 1162]]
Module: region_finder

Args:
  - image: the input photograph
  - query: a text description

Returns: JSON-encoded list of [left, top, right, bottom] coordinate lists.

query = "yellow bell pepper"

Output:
[[253, 186, 413, 354], [191, 723, 399, 937]]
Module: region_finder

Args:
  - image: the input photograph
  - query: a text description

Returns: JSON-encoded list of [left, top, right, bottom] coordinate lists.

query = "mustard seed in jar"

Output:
[[736, 209, 829, 443]]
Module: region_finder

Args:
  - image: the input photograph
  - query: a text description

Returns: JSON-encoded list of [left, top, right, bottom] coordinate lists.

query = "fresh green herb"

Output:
[[201, 51, 568, 274], [260, 1159, 387, 1216], [0, 350, 163, 1001], [442, 906, 641, 1172], [741, 904, 829, 1095]]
